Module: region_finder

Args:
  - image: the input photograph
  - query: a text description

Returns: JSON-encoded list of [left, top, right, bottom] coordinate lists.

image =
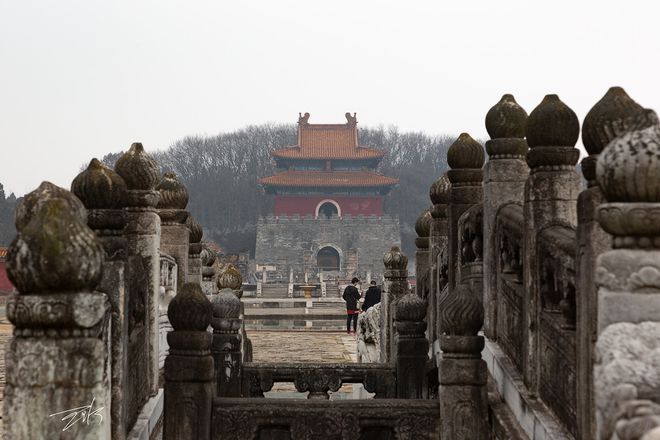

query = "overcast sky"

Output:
[[1, 0, 658, 196]]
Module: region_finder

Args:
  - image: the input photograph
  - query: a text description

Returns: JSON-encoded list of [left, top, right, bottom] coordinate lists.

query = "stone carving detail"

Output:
[[440, 283, 483, 336], [168, 282, 213, 331], [458, 205, 483, 265], [156, 172, 189, 210], [595, 321, 660, 440], [71, 158, 128, 209], [187, 215, 203, 243], [7, 182, 104, 294], [115, 142, 160, 191], [383, 245, 408, 271], [293, 369, 342, 399], [447, 133, 486, 170], [485, 94, 528, 140], [217, 264, 242, 292], [357, 302, 381, 363]]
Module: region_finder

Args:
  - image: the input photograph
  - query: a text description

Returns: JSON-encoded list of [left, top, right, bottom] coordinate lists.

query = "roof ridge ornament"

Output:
[[298, 112, 310, 125], [345, 112, 357, 126]]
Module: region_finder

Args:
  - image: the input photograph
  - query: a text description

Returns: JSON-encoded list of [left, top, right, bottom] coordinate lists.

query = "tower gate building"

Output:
[[255, 112, 401, 284]]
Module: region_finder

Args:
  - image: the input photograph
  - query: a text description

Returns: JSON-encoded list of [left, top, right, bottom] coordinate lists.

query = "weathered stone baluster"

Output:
[[217, 264, 252, 362], [415, 209, 431, 300], [187, 215, 204, 285], [395, 293, 428, 398], [211, 288, 243, 397], [164, 282, 213, 440], [380, 246, 409, 362], [592, 109, 660, 439], [446, 133, 484, 290], [4, 182, 111, 439], [577, 87, 645, 439], [438, 282, 489, 439], [115, 142, 162, 397], [72, 159, 129, 440], [201, 244, 217, 296], [522, 95, 581, 392], [482, 95, 529, 340], [428, 174, 450, 347], [157, 172, 190, 292]]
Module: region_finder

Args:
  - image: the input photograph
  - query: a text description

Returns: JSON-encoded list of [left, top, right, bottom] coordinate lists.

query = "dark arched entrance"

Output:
[[317, 247, 340, 271], [318, 201, 339, 219]]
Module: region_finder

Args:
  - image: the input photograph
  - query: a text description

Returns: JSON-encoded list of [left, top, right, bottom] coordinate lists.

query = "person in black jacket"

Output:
[[342, 277, 361, 334], [361, 281, 381, 313]]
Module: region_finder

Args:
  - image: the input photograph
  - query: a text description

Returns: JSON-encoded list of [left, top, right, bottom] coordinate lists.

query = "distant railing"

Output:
[[241, 362, 396, 399]]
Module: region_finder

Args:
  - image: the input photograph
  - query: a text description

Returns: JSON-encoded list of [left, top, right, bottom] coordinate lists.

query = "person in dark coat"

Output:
[[342, 277, 361, 334], [361, 280, 381, 313]]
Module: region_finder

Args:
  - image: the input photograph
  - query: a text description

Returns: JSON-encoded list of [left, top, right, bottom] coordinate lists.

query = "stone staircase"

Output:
[[260, 283, 289, 298]]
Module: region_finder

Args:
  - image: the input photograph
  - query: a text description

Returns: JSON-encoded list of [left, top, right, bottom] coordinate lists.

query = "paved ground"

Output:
[[248, 330, 361, 398]]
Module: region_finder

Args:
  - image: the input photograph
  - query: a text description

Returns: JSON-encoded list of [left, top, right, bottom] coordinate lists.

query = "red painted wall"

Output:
[[0, 261, 14, 294], [274, 195, 384, 216]]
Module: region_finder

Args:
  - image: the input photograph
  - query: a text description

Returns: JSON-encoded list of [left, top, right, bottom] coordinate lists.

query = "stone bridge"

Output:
[[3, 87, 660, 440]]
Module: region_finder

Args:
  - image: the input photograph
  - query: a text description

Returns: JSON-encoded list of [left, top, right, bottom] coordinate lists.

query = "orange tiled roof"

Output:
[[273, 113, 385, 160], [259, 170, 399, 188]]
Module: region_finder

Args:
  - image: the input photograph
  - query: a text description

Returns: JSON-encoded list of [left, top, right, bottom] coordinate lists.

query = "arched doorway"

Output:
[[316, 199, 341, 218], [317, 246, 340, 271]]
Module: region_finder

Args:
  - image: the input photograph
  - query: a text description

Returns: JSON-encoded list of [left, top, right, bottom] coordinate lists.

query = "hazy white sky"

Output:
[[1, 0, 658, 196]]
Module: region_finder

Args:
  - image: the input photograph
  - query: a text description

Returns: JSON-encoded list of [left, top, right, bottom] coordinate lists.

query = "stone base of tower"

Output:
[[255, 214, 400, 284]]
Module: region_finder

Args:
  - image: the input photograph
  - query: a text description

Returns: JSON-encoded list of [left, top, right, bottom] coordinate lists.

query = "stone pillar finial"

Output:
[[217, 264, 243, 297], [186, 215, 204, 285], [5, 182, 111, 440], [394, 293, 428, 399], [8, 182, 104, 292], [415, 209, 431, 249], [157, 171, 189, 210], [211, 288, 243, 397], [581, 87, 646, 187], [115, 143, 162, 398], [576, 87, 648, 439], [157, 172, 191, 292], [72, 161, 131, 440], [381, 246, 409, 362], [440, 283, 484, 337], [164, 283, 213, 440], [485, 94, 528, 140], [200, 244, 217, 295], [428, 173, 451, 344], [115, 142, 160, 191], [72, 158, 128, 209]]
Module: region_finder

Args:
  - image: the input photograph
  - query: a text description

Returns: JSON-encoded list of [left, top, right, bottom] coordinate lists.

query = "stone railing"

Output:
[[211, 398, 439, 440], [241, 362, 396, 399], [417, 87, 660, 440], [159, 254, 177, 371]]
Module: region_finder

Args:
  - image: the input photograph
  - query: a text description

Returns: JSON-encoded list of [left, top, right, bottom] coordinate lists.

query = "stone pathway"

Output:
[[248, 330, 361, 398]]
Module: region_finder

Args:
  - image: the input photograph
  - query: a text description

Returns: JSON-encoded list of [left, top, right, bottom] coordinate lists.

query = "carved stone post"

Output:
[[395, 293, 428, 399], [593, 108, 660, 440], [446, 133, 485, 291], [157, 172, 190, 292], [577, 87, 644, 439], [218, 264, 252, 362], [211, 288, 243, 397], [115, 143, 162, 398], [164, 283, 213, 440], [201, 245, 217, 296], [439, 282, 489, 439], [522, 96, 581, 392], [482, 95, 529, 339], [187, 215, 203, 285], [415, 209, 431, 299], [428, 174, 450, 346], [4, 182, 111, 440], [72, 160, 130, 440], [380, 246, 409, 362]]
